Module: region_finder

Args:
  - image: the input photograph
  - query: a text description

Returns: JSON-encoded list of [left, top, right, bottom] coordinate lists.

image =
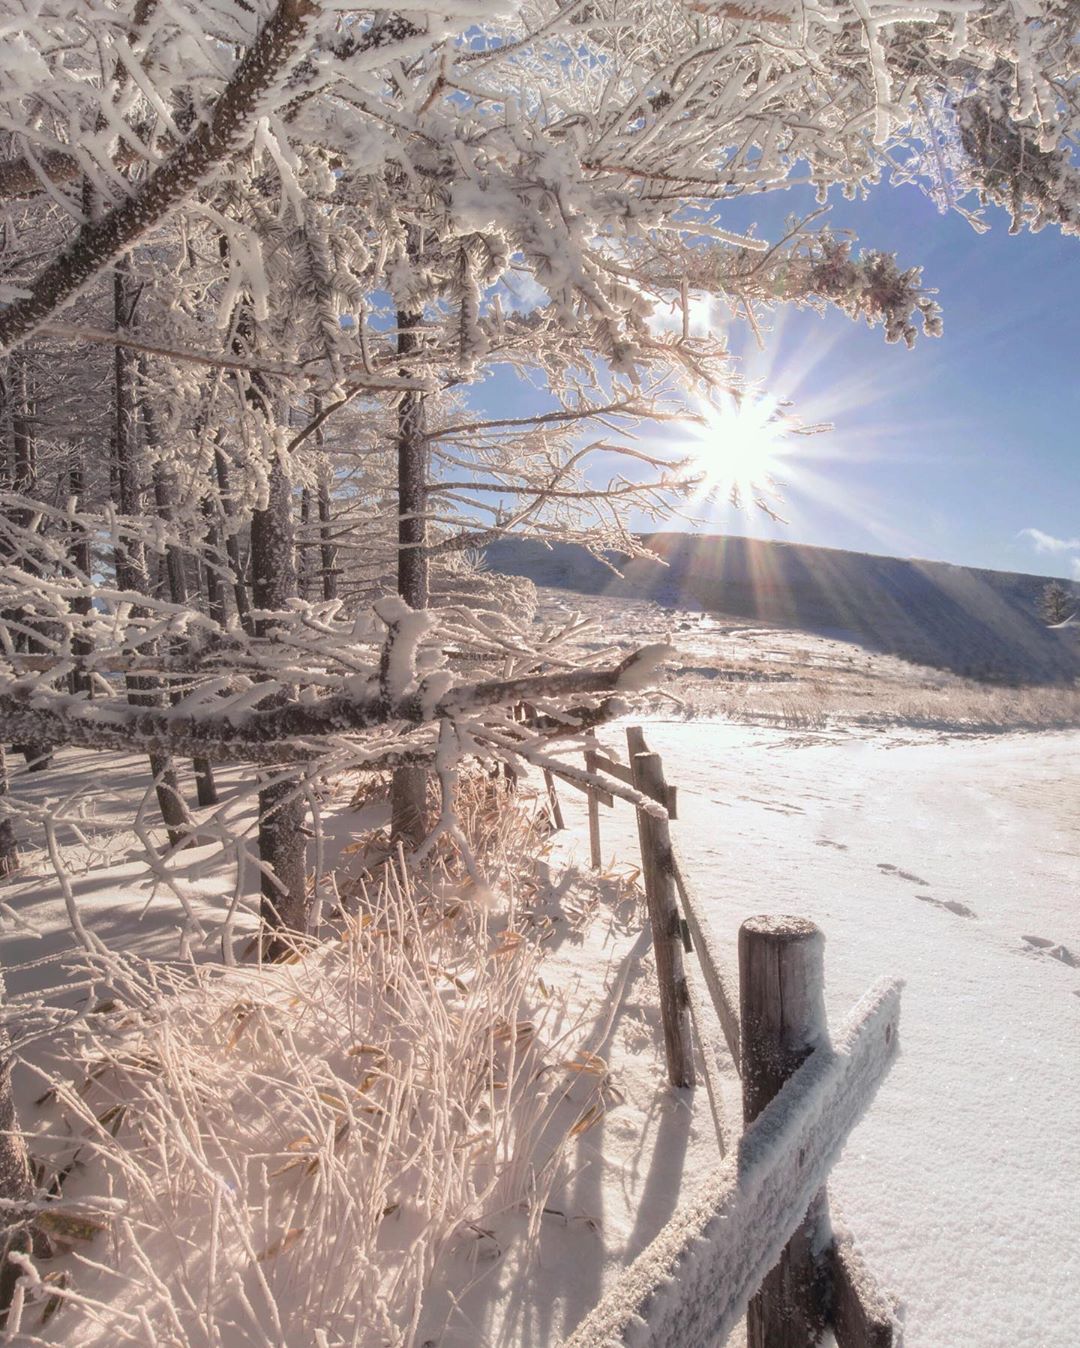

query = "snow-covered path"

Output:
[[565, 722, 1080, 1348]]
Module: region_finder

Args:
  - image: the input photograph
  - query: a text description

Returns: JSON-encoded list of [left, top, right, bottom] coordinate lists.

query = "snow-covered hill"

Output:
[[484, 534, 1080, 684]]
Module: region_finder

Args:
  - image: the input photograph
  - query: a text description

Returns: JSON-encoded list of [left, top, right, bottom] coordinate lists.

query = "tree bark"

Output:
[[202, 499, 228, 629], [68, 450, 94, 696], [395, 309, 429, 611], [145, 385, 218, 806], [214, 445, 254, 636], [250, 444, 309, 955], [391, 306, 430, 846], [0, 651, 645, 761], [112, 267, 190, 848], [299, 487, 314, 600], [0, 958, 35, 1314], [317, 467, 337, 601], [0, 748, 18, 882], [7, 355, 53, 771]]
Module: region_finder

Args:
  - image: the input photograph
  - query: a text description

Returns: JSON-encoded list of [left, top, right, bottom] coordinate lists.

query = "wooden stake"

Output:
[[542, 768, 565, 831], [629, 734, 694, 1089], [739, 914, 830, 1348], [585, 733, 601, 868], [826, 1234, 897, 1348]]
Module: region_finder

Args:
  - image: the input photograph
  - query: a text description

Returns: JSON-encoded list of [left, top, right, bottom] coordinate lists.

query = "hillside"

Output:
[[483, 534, 1080, 683]]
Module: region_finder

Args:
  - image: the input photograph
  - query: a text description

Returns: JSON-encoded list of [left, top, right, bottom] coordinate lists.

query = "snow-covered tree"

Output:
[[1039, 579, 1076, 626]]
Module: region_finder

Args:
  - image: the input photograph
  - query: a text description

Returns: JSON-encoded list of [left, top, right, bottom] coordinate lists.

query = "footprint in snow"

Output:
[[1021, 935, 1079, 968], [815, 839, 849, 852], [917, 894, 977, 919], [739, 795, 806, 816], [877, 862, 931, 886]]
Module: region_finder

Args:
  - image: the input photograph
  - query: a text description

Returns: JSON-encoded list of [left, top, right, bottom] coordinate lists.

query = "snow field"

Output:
[[554, 719, 1080, 1348], [4, 720, 1078, 1347]]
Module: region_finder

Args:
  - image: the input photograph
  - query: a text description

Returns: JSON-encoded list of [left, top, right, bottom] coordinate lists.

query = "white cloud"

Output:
[[1020, 527, 1080, 553], [1072, 558, 1080, 582]]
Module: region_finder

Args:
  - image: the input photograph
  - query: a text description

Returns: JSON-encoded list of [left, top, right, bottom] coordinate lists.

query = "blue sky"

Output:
[[477, 180, 1080, 581], [666, 180, 1080, 582]]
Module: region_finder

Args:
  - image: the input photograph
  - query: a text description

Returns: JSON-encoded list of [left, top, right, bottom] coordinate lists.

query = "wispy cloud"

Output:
[[1020, 527, 1080, 553]]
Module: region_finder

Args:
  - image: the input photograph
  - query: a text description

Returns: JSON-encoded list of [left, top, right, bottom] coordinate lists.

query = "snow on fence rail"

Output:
[[560, 979, 901, 1348], [545, 725, 903, 1348]]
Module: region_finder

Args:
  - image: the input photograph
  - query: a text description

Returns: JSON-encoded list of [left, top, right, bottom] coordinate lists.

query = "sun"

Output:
[[681, 392, 790, 509]]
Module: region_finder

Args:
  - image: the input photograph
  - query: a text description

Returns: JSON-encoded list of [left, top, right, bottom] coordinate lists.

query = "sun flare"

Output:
[[682, 394, 790, 507]]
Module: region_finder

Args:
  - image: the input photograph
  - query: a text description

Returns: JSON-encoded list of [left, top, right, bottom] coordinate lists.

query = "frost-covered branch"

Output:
[[0, 0, 321, 352], [0, 646, 666, 763]]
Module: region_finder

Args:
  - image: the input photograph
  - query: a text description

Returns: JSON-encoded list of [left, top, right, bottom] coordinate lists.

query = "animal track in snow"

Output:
[[815, 839, 849, 851], [916, 894, 977, 919], [877, 862, 930, 885], [1021, 935, 1079, 968]]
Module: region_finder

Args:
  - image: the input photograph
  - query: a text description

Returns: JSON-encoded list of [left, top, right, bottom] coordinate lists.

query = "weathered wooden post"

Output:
[[739, 915, 830, 1348], [542, 768, 565, 831], [628, 728, 694, 1089], [585, 732, 601, 869]]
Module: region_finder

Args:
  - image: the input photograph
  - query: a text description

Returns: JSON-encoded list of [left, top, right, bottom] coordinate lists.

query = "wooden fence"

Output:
[[546, 726, 902, 1348]]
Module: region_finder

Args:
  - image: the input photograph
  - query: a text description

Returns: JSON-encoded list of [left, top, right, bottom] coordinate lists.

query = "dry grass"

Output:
[[7, 780, 606, 1347], [712, 676, 1080, 732]]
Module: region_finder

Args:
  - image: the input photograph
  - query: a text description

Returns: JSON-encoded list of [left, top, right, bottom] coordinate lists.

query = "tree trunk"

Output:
[[317, 468, 337, 602], [68, 450, 94, 696], [0, 950, 35, 1313], [395, 310, 429, 612], [0, 748, 18, 882], [390, 307, 430, 846], [145, 388, 218, 807], [250, 449, 309, 954], [8, 355, 52, 771], [299, 486, 313, 600], [202, 499, 228, 629], [214, 444, 254, 636], [112, 266, 190, 848], [312, 402, 337, 603]]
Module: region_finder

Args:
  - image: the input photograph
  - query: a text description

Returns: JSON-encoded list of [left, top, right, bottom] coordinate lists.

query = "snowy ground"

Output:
[[532, 588, 1080, 732], [3, 599, 1078, 1346], [553, 717, 1080, 1348]]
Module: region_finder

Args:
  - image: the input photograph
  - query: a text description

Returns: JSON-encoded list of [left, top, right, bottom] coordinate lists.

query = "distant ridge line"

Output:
[[484, 533, 1080, 684]]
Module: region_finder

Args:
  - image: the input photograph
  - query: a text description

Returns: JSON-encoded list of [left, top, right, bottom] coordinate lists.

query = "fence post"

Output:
[[542, 768, 565, 831], [628, 732, 695, 1090], [585, 732, 601, 868], [739, 915, 830, 1348]]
